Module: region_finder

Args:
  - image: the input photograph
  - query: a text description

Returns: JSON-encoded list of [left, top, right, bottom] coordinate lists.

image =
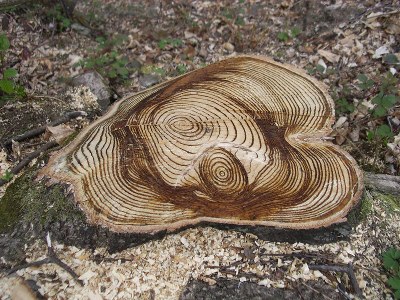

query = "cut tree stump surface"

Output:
[[39, 56, 363, 233]]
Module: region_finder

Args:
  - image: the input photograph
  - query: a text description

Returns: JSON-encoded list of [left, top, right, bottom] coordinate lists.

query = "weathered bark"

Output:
[[364, 172, 400, 196]]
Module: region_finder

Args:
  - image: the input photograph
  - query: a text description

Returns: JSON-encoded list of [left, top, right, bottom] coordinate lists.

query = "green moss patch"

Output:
[[0, 169, 85, 234]]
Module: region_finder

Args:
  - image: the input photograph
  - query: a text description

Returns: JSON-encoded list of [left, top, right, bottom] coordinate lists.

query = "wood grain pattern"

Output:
[[39, 56, 363, 233]]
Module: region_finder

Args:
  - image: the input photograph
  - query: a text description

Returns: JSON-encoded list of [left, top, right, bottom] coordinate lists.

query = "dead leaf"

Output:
[[44, 125, 75, 144], [184, 45, 196, 58], [349, 126, 360, 142], [386, 15, 400, 34], [318, 49, 340, 63], [21, 47, 31, 61], [11, 140, 21, 161], [372, 46, 389, 59]]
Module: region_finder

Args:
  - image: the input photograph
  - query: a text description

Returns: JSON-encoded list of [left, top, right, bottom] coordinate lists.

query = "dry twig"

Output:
[[0, 141, 58, 187], [2, 111, 86, 148], [309, 263, 363, 298], [7, 233, 83, 286]]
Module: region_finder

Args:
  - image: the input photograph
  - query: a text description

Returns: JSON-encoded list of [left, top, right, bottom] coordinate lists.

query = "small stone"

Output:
[[139, 74, 161, 89], [223, 42, 235, 52], [72, 71, 112, 110], [71, 23, 91, 36], [127, 59, 142, 70], [199, 47, 208, 58], [286, 48, 295, 58]]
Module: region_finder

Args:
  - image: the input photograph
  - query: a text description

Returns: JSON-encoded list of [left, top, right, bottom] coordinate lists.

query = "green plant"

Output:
[[358, 74, 374, 90], [46, 4, 71, 31], [306, 64, 334, 76], [382, 248, 400, 299], [176, 64, 187, 75], [336, 98, 355, 114], [371, 93, 397, 118], [367, 124, 394, 141], [357, 73, 398, 119], [141, 65, 165, 76], [1, 170, 13, 182], [221, 6, 246, 26], [0, 34, 26, 103], [383, 54, 399, 65], [78, 35, 131, 82], [0, 34, 10, 62], [158, 38, 183, 50], [277, 27, 301, 42]]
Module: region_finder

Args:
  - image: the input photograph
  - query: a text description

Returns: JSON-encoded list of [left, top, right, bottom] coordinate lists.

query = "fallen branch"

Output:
[[0, 140, 58, 187], [2, 111, 86, 148], [7, 233, 83, 286], [261, 252, 335, 261], [364, 172, 400, 195], [308, 263, 363, 298]]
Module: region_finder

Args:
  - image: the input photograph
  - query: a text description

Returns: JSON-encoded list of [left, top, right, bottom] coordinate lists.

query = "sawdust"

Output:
[[0, 191, 399, 299]]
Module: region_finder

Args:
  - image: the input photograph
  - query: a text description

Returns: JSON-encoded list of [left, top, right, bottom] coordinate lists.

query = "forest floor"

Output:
[[0, 0, 400, 299]]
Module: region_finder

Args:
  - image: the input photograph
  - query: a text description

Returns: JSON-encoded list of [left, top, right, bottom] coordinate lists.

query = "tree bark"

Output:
[[364, 172, 400, 196]]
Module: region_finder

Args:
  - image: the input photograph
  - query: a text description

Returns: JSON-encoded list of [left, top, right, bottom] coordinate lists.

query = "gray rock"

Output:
[[72, 71, 112, 110], [71, 23, 91, 36], [127, 59, 142, 70], [139, 74, 161, 89]]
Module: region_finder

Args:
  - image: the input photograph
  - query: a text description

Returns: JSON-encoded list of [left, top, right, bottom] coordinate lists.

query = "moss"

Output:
[[346, 193, 368, 227], [0, 168, 85, 234], [358, 192, 374, 221], [374, 192, 400, 214], [61, 131, 79, 146]]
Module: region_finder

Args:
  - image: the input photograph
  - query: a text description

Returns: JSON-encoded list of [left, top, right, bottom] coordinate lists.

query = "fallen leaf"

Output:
[[44, 125, 75, 144], [318, 49, 340, 63], [372, 46, 389, 59]]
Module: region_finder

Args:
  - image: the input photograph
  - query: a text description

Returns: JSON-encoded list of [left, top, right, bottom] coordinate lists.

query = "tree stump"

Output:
[[39, 56, 363, 233]]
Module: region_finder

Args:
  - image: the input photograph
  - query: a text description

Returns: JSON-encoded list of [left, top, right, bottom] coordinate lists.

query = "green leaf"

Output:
[[367, 130, 375, 141], [358, 74, 374, 90], [0, 79, 14, 94], [107, 70, 117, 78], [376, 124, 393, 138], [357, 74, 368, 83], [384, 255, 400, 270], [316, 64, 325, 73], [388, 277, 400, 290], [372, 92, 384, 104], [14, 85, 25, 98], [117, 67, 129, 77], [235, 17, 245, 26], [336, 98, 354, 114], [381, 95, 398, 109], [3, 68, 17, 79], [373, 105, 387, 117], [395, 289, 400, 300], [0, 34, 10, 51], [277, 32, 289, 42], [383, 53, 399, 64], [85, 60, 95, 68], [177, 64, 187, 75], [290, 27, 301, 38], [96, 36, 106, 44], [158, 39, 168, 50], [1, 169, 13, 181], [62, 18, 71, 29]]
